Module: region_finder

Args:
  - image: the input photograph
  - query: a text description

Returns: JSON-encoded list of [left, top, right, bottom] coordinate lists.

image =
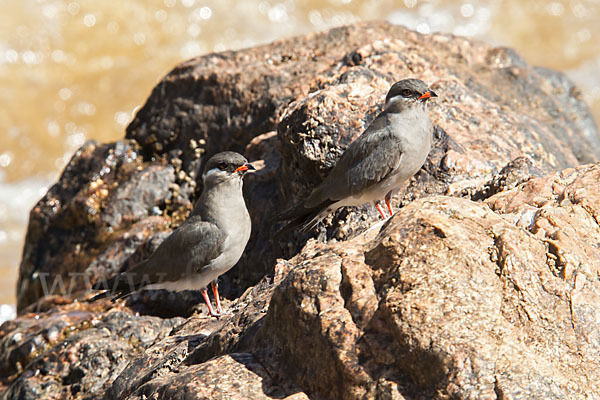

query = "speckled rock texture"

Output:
[[4, 21, 600, 399], [254, 193, 600, 399]]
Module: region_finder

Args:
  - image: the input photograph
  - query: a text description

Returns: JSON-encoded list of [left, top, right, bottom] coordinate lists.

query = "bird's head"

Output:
[[384, 78, 437, 113], [202, 151, 255, 186]]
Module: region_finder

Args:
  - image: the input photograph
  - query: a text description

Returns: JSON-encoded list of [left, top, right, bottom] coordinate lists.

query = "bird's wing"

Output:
[[119, 216, 225, 287], [305, 114, 404, 206]]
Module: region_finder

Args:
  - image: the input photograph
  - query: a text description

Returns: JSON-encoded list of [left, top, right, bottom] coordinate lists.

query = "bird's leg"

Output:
[[211, 281, 223, 315], [200, 287, 219, 317], [374, 201, 387, 219], [211, 281, 232, 315], [384, 193, 394, 217]]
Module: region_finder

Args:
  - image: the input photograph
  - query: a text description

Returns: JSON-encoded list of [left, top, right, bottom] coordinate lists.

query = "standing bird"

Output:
[[278, 79, 437, 234], [93, 151, 254, 317]]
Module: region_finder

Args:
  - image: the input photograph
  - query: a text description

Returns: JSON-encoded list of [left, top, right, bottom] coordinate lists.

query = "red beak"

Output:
[[417, 90, 437, 101], [233, 163, 255, 173]]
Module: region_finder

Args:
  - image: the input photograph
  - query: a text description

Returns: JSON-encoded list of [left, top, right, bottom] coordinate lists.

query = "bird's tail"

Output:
[[88, 260, 148, 302], [274, 199, 334, 236]]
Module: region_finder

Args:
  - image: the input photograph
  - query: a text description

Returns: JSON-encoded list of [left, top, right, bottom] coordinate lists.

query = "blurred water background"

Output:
[[1, 0, 598, 322]]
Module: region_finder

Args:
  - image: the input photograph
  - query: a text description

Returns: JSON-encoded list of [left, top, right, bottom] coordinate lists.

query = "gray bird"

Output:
[[93, 151, 254, 317], [278, 79, 437, 233]]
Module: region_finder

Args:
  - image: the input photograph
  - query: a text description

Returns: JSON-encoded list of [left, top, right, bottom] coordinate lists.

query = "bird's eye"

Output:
[[218, 163, 228, 170], [401, 89, 412, 97]]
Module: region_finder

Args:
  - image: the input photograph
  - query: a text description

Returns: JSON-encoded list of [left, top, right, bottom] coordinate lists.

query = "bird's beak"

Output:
[[234, 163, 255, 173], [417, 90, 437, 101]]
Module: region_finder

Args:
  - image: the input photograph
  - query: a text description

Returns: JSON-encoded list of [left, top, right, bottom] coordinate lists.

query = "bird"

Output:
[[277, 78, 437, 234], [92, 151, 255, 317]]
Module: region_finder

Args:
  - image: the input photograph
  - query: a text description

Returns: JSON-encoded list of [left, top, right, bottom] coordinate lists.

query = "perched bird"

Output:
[[93, 151, 254, 317], [278, 78, 437, 233]]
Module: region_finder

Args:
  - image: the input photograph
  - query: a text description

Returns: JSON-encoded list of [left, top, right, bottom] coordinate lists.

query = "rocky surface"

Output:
[[0, 301, 180, 399], [252, 192, 600, 399], [3, 21, 600, 399]]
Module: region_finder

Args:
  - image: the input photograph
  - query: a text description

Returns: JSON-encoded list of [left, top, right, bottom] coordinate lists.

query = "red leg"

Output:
[[201, 287, 219, 317], [385, 198, 393, 216], [211, 281, 223, 315], [374, 201, 386, 219]]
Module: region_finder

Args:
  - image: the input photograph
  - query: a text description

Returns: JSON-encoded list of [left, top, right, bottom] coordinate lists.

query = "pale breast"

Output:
[[345, 107, 432, 205]]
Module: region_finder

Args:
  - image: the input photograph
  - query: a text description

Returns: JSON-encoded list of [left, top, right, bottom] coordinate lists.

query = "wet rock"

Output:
[[16, 140, 179, 311], [101, 164, 175, 228], [0, 301, 180, 399]]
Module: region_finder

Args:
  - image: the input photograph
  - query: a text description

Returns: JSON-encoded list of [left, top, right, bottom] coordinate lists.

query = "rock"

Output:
[[103, 279, 292, 400], [5, 21, 600, 400], [7, 184, 600, 398], [16, 140, 180, 311], [123, 354, 309, 400], [0, 301, 180, 399], [486, 162, 600, 280], [252, 192, 600, 399], [472, 155, 545, 200], [16, 22, 599, 312]]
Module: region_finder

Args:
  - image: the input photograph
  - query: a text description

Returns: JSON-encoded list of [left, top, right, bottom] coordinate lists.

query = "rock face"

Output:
[[3, 21, 600, 399]]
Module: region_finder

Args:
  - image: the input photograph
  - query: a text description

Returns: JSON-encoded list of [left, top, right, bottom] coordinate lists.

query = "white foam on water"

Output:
[[0, 303, 16, 324], [0, 176, 52, 309], [0, 176, 51, 225]]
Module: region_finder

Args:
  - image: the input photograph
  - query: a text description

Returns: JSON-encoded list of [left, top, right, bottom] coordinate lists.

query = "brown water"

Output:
[[1, 0, 598, 320]]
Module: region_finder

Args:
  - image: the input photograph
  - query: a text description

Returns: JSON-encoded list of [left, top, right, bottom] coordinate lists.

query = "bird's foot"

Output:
[[210, 281, 232, 317], [206, 309, 232, 318], [200, 287, 220, 317]]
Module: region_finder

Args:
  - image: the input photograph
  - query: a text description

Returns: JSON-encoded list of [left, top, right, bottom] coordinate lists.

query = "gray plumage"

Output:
[[93, 151, 254, 316], [278, 79, 437, 233]]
